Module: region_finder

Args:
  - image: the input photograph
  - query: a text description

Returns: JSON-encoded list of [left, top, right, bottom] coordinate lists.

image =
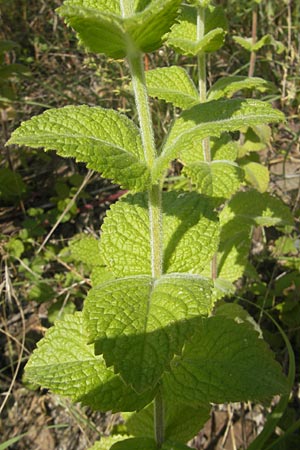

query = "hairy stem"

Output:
[[248, 3, 258, 78], [120, 0, 134, 17], [197, 5, 217, 280], [127, 49, 164, 445], [154, 387, 165, 447], [128, 53, 156, 166], [197, 6, 211, 162]]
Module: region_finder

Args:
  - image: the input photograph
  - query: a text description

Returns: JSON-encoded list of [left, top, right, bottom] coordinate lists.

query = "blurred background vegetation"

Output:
[[0, 0, 299, 449]]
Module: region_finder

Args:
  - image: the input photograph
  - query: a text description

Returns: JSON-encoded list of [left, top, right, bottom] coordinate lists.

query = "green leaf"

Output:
[[208, 76, 274, 101], [154, 99, 284, 180], [0, 40, 19, 54], [69, 235, 103, 267], [25, 313, 155, 412], [88, 436, 129, 450], [163, 315, 288, 405], [7, 106, 150, 191], [183, 161, 244, 199], [184, 134, 239, 165], [0, 63, 30, 79], [0, 434, 27, 450], [58, 0, 181, 58], [110, 438, 156, 450], [83, 274, 214, 392], [28, 282, 55, 304], [90, 266, 115, 287], [5, 238, 25, 258], [62, 0, 121, 14], [111, 438, 191, 450], [167, 5, 227, 56], [237, 125, 272, 157], [0, 168, 27, 202], [127, 399, 210, 443], [210, 135, 239, 161], [168, 28, 226, 56], [242, 161, 269, 192], [99, 192, 219, 277], [215, 302, 263, 337], [57, 5, 126, 58], [125, 0, 182, 54], [218, 191, 294, 281], [145, 66, 198, 109], [233, 35, 285, 54]]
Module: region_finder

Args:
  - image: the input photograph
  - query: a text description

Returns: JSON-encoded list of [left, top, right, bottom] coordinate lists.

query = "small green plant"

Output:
[[7, 1, 295, 449]]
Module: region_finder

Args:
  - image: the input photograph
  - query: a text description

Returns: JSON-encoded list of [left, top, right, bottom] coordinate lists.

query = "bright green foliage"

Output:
[[210, 135, 239, 161], [99, 192, 219, 277], [63, 0, 121, 14], [162, 315, 288, 405], [7, 106, 150, 191], [111, 438, 191, 450], [237, 125, 272, 157], [242, 161, 269, 193], [207, 75, 274, 101], [57, 0, 181, 58], [69, 235, 103, 267], [88, 436, 130, 450], [145, 67, 198, 109], [218, 191, 294, 281], [68, 234, 114, 286], [167, 5, 227, 56], [127, 400, 210, 442], [234, 34, 285, 54], [154, 98, 284, 178], [183, 161, 244, 199], [25, 313, 155, 411], [83, 274, 214, 392], [10, 0, 292, 448]]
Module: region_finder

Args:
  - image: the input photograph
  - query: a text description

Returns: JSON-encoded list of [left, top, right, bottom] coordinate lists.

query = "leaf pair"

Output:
[[25, 305, 288, 415], [57, 0, 181, 58], [167, 4, 228, 56]]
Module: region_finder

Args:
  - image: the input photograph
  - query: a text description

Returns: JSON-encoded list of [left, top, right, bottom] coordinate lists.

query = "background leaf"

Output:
[[167, 5, 227, 55], [208, 75, 274, 101], [145, 66, 198, 109], [183, 161, 244, 199], [218, 191, 294, 281], [242, 161, 270, 192], [154, 98, 284, 178]]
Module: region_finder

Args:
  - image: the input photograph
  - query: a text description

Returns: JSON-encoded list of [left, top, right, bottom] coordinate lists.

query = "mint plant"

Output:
[[7, 1, 294, 449]]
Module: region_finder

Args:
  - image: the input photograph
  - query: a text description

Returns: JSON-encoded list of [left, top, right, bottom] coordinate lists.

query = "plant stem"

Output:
[[248, 3, 258, 78], [128, 53, 157, 166], [197, 6, 211, 163], [154, 387, 165, 447], [120, 0, 134, 17], [197, 5, 217, 280], [127, 49, 164, 445], [128, 53, 163, 279]]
